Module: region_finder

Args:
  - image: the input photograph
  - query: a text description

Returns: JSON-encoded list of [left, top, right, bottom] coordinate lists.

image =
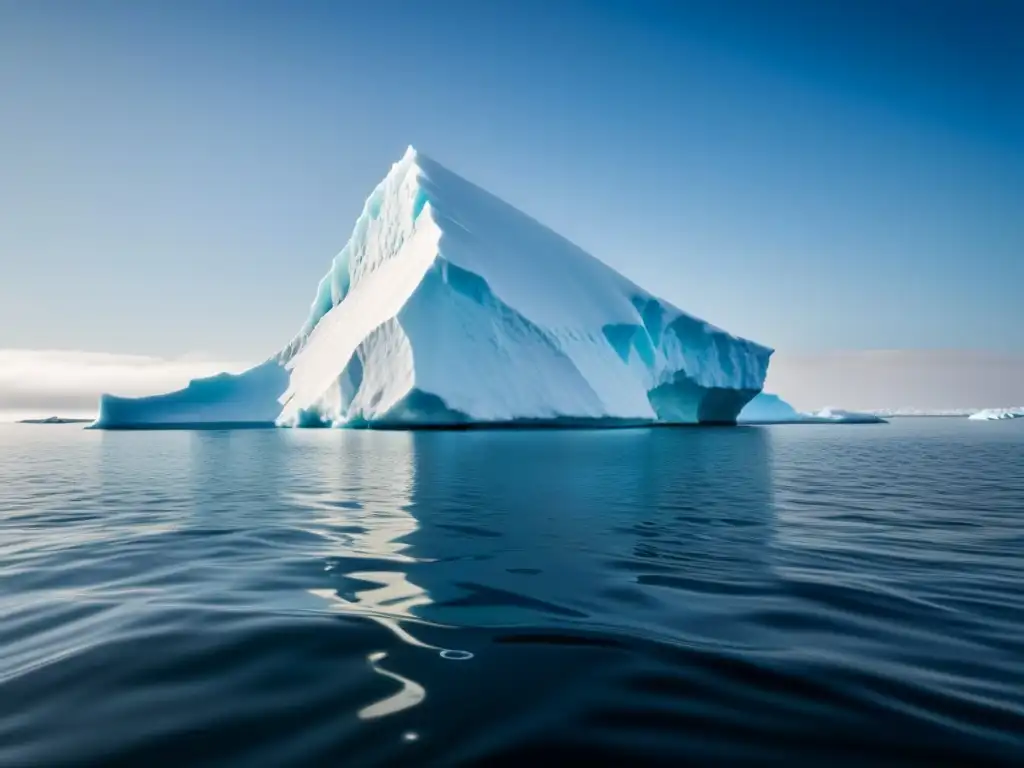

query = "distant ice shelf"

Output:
[[93, 147, 772, 429], [803, 407, 887, 424], [738, 393, 887, 424], [967, 408, 1024, 421], [870, 408, 1016, 417], [17, 416, 94, 425], [871, 408, 975, 417]]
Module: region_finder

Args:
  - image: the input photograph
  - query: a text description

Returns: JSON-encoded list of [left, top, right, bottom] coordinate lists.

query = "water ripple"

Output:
[[1, 420, 1023, 764]]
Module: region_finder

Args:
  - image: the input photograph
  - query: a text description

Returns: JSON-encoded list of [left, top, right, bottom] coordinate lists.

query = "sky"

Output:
[[1, 0, 1022, 413]]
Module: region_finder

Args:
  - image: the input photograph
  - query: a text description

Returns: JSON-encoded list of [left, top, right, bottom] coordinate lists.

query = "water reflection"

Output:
[[300, 426, 775, 659], [357, 651, 425, 720], [6, 423, 1024, 763], [400, 428, 776, 645], [288, 430, 471, 720], [273, 427, 776, 720]]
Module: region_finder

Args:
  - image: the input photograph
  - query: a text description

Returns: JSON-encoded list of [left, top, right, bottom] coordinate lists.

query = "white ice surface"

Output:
[[95, 147, 772, 429], [967, 408, 1024, 421], [805, 407, 886, 424]]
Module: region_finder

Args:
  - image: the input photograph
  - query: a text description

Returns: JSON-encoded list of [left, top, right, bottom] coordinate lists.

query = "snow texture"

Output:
[[94, 147, 772, 429], [967, 408, 1024, 421]]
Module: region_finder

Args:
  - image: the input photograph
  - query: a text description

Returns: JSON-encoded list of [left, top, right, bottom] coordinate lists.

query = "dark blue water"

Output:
[[2, 419, 1023, 765]]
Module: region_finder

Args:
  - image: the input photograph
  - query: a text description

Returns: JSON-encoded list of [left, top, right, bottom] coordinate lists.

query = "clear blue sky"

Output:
[[1, 0, 1021, 361]]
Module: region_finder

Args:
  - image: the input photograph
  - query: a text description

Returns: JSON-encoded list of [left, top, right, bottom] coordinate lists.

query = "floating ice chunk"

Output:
[[737, 392, 800, 423], [805, 407, 886, 424], [739, 394, 886, 424]]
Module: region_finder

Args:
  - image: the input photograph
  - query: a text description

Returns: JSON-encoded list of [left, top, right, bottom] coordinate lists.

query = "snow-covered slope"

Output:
[[94, 147, 772, 429], [968, 408, 1024, 421]]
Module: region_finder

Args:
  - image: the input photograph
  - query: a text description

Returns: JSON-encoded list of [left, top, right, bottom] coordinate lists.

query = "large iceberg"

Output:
[[94, 147, 772, 429]]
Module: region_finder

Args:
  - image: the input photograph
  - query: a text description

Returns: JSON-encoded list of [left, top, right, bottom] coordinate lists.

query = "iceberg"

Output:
[[737, 392, 800, 423], [804, 407, 886, 424], [967, 408, 1024, 421], [738, 393, 886, 424], [94, 147, 772, 429]]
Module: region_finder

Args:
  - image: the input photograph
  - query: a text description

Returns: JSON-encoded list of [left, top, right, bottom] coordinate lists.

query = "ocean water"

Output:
[[1, 419, 1023, 766]]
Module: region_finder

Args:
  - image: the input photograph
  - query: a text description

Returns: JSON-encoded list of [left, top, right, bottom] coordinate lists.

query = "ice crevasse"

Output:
[[94, 147, 772, 429]]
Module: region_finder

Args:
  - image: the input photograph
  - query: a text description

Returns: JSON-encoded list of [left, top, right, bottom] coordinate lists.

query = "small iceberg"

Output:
[[738, 394, 886, 424], [804, 407, 886, 424], [17, 416, 94, 425], [736, 392, 799, 422]]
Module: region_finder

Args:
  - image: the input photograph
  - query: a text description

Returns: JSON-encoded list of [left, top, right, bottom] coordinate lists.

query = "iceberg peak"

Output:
[[94, 148, 772, 429]]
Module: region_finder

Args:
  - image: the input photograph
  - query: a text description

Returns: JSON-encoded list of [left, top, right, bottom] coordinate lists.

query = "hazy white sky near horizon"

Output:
[[2, 348, 1022, 421]]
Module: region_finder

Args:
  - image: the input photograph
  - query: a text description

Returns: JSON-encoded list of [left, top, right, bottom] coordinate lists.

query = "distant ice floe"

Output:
[[738, 393, 886, 424], [967, 408, 1024, 421], [871, 408, 1017, 417], [804, 407, 886, 424], [871, 408, 975, 417]]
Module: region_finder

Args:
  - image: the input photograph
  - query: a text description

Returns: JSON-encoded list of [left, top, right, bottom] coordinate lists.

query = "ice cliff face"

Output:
[[95, 147, 772, 429]]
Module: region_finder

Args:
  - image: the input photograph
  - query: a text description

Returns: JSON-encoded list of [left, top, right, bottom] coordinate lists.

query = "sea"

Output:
[[1, 418, 1022, 766]]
